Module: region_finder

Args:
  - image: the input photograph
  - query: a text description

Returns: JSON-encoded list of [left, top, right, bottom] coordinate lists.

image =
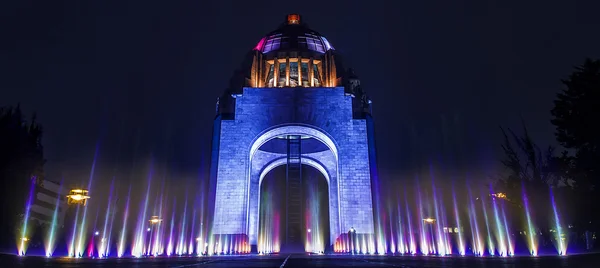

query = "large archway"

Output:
[[258, 164, 330, 253], [247, 125, 340, 249]]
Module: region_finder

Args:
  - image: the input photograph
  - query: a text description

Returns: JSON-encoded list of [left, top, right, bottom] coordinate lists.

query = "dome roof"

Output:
[[253, 14, 334, 54]]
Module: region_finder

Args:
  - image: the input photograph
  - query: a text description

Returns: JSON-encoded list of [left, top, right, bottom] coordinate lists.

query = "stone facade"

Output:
[[211, 86, 375, 246]]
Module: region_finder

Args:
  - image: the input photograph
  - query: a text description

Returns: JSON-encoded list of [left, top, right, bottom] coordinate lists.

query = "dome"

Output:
[[217, 14, 370, 119], [253, 14, 334, 54]]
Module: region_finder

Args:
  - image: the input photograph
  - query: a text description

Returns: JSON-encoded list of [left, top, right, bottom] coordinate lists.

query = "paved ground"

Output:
[[1, 253, 599, 267]]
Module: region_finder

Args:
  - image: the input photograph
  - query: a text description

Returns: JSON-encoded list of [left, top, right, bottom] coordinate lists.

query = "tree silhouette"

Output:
[[550, 58, 600, 229], [0, 104, 45, 249], [551, 59, 600, 190], [499, 125, 563, 189], [497, 124, 565, 226]]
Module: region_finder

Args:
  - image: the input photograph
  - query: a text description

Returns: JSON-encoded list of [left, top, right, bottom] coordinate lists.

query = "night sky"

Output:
[[2, 0, 600, 188]]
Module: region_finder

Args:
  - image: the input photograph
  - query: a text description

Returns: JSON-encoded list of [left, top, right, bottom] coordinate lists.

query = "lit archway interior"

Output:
[[247, 125, 340, 252], [258, 164, 330, 253]]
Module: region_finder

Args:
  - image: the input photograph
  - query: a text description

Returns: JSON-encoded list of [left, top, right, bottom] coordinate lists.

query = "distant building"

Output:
[[29, 179, 67, 227]]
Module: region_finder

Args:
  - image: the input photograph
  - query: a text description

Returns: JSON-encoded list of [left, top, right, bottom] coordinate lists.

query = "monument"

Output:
[[209, 14, 378, 253]]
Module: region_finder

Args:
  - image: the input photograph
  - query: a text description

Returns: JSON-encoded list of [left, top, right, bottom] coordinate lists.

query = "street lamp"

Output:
[[67, 189, 91, 206], [423, 218, 436, 224], [149, 216, 162, 224], [491, 192, 508, 200]]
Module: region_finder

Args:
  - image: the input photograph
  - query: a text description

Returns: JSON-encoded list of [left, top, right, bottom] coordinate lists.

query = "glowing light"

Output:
[[18, 177, 36, 256], [467, 187, 484, 256], [68, 205, 81, 257], [132, 163, 154, 258], [166, 198, 176, 256], [491, 192, 507, 199], [98, 180, 114, 258], [501, 205, 514, 256], [45, 180, 63, 258], [550, 188, 567, 255], [522, 184, 537, 256], [490, 187, 507, 257], [67, 189, 91, 205], [423, 218, 436, 224], [67, 194, 89, 201], [149, 216, 162, 224], [24, 162, 583, 259], [75, 144, 99, 257], [254, 37, 266, 51], [287, 14, 300, 24], [117, 186, 131, 258], [452, 190, 465, 256]]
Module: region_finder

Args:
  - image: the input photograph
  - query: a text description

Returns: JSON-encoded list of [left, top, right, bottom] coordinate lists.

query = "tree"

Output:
[[497, 124, 566, 230], [499, 125, 564, 189], [0, 104, 45, 249], [551, 58, 600, 191], [550, 58, 600, 230]]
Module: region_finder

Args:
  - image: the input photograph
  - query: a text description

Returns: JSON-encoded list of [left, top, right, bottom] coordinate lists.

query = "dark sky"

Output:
[[2, 0, 600, 187]]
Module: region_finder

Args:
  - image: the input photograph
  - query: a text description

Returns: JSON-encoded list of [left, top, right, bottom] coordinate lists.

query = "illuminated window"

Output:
[[298, 36, 307, 49], [278, 63, 286, 87], [313, 65, 321, 86], [263, 34, 282, 53], [290, 61, 299, 87], [321, 36, 334, 51], [267, 64, 275, 87], [265, 59, 322, 87], [305, 34, 325, 53], [454, 227, 459, 233], [301, 62, 309, 86]]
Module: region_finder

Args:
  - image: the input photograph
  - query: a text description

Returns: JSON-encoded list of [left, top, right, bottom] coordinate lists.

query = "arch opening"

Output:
[[247, 125, 340, 252], [258, 164, 330, 253]]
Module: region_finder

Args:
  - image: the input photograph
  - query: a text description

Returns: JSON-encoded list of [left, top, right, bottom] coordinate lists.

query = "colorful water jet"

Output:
[[117, 186, 131, 258], [18, 177, 36, 256], [522, 184, 538, 256], [15, 161, 575, 259], [44, 179, 63, 257], [98, 179, 115, 258], [452, 189, 465, 256], [549, 188, 567, 255], [305, 180, 325, 253]]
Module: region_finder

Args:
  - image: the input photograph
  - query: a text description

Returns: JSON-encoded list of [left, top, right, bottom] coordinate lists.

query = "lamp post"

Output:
[[67, 189, 91, 206], [423, 218, 436, 224], [348, 227, 357, 254], [149, 216, 162, 225], [147, 216, 162, 256]]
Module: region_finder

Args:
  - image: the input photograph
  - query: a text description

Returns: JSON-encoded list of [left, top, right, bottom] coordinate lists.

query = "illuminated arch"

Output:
[[246, 125, 340, 246]]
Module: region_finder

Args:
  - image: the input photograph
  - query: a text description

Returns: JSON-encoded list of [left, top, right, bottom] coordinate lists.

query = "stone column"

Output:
[[323, 55, 329, 86], [330, 54, 337, 86], [285, 57, 290, 87], [297, 56, 302, 87], [308, 58, 314, 87], [274, 57, 279, 87]]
